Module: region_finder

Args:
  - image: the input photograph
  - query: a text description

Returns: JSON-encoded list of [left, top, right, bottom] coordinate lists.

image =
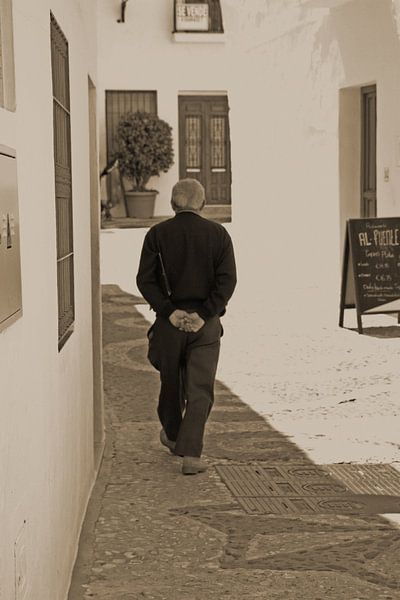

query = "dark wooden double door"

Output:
[[179, 95, 231, 205]]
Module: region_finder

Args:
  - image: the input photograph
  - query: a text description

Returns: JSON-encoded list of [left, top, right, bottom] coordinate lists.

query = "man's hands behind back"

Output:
[[169, 310, 205, 333], [184, 312, 205, 333]]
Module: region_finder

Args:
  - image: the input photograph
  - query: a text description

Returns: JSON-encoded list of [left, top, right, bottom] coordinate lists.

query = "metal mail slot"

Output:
[[0, 145, 22, 332]]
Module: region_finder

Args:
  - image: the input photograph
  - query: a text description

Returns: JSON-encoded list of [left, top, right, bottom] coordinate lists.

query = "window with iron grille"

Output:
[[0, 0, 16, 110], [105, 90, 158, 162], [105, 91, 157, 206], [174, 0, 223, 33], [50, 14, 75, 350]]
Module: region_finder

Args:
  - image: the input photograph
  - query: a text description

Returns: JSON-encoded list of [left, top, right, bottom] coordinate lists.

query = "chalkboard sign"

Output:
[[339, 217, 400, 333]]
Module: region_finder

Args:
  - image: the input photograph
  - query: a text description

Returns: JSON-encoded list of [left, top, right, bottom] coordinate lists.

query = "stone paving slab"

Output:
[[68, 285, 400, 599]]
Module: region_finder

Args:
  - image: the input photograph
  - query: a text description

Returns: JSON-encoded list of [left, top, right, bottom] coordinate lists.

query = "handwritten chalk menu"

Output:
[[339, 217, 400, 333]]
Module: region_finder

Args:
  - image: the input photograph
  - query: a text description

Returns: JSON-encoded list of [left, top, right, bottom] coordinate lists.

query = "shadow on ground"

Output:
[[350, 326, 400, 338], [68, 285, 400, 600]]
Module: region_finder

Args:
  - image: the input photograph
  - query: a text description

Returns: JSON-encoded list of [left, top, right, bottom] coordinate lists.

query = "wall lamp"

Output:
[[117, 0, 129, 23]]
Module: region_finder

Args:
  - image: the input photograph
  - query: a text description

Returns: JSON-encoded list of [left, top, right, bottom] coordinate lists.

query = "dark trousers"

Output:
[[147, 316, 222, 457]]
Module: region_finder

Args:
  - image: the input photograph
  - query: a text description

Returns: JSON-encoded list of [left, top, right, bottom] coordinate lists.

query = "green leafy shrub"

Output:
[[115, 111, 174, 191]]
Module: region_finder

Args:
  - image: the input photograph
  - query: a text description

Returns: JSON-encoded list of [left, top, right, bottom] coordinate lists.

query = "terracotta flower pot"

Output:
[[125, 190, 158, 218]]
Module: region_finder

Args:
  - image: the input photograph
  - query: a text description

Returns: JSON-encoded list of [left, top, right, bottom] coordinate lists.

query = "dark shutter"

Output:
[[51, 14, 75, 349], [208, 0, 223, 32]]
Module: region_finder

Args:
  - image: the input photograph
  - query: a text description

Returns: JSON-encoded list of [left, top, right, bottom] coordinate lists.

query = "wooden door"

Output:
[[179, 95, 231, 205], [361, 85, 377, 217]]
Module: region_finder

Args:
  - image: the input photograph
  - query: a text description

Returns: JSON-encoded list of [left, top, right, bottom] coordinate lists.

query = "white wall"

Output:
[[332, 0, 400, 215], [0, 1, 98, 598], [98, 0, 400, 314], [97, 0, 339, 309]]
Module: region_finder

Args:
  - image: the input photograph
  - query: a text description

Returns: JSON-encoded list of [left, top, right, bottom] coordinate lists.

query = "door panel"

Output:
[[361, 85, 377, 218], [179, 95, 231, 205]]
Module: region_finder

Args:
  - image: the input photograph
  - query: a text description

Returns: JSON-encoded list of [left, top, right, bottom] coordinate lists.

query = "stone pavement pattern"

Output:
[[68, 285, 400, 600]]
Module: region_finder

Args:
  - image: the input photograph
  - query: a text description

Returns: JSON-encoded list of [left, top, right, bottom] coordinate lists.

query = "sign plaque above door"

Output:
[[176, 3, 209, 31]]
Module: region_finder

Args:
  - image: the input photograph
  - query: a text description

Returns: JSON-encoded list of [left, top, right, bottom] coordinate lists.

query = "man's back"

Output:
[[137, 211, 236, 320]]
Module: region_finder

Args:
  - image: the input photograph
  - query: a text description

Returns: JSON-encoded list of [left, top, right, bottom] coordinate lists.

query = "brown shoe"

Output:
[[160, 429, 175, 453], [182, 456, 207, 475]]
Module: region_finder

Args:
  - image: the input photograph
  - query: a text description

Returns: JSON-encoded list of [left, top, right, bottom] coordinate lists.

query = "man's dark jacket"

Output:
[[136, 211, 237, 320]]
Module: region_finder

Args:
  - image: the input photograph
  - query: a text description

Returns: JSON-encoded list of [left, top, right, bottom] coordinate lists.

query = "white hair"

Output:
[[171, 178, 205, 212]]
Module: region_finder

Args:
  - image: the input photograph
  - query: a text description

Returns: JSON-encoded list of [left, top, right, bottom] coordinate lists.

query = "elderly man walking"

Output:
[[136, 179, 237, 475]]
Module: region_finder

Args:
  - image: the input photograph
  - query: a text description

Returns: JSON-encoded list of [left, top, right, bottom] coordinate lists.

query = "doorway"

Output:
[[178, 95, 231, 205], [361, 85, 377, 218], [339, 84, 377, 253]]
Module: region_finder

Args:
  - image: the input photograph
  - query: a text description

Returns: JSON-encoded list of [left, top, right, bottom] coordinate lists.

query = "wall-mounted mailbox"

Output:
[[0, 145, 22, 332]]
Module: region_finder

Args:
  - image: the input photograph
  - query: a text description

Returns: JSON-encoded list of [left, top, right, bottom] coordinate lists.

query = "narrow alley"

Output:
[[3, 2, 400, 598], [68, 286, 400, 600]]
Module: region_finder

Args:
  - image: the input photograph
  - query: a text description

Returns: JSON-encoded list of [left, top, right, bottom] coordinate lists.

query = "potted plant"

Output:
[[114, 111, 174, 218]]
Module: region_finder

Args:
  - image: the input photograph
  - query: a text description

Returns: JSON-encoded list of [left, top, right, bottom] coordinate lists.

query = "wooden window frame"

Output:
[[0, 0, 16, 111]]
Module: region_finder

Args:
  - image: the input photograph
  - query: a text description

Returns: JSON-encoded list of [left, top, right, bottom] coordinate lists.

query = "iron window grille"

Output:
[[105, 90, 157, 206], [174, 0, 224, 33], [50, 14, 75, 350], [105, 90, 158, 162]]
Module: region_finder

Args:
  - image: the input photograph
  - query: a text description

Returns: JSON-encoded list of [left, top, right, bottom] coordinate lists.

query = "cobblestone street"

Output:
[[68, 285, 400, 600]]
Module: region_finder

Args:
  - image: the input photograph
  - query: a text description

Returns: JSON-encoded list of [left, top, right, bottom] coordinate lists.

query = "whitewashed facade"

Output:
[[0, 1, 102, 598], [99, 0, 400, 317]]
